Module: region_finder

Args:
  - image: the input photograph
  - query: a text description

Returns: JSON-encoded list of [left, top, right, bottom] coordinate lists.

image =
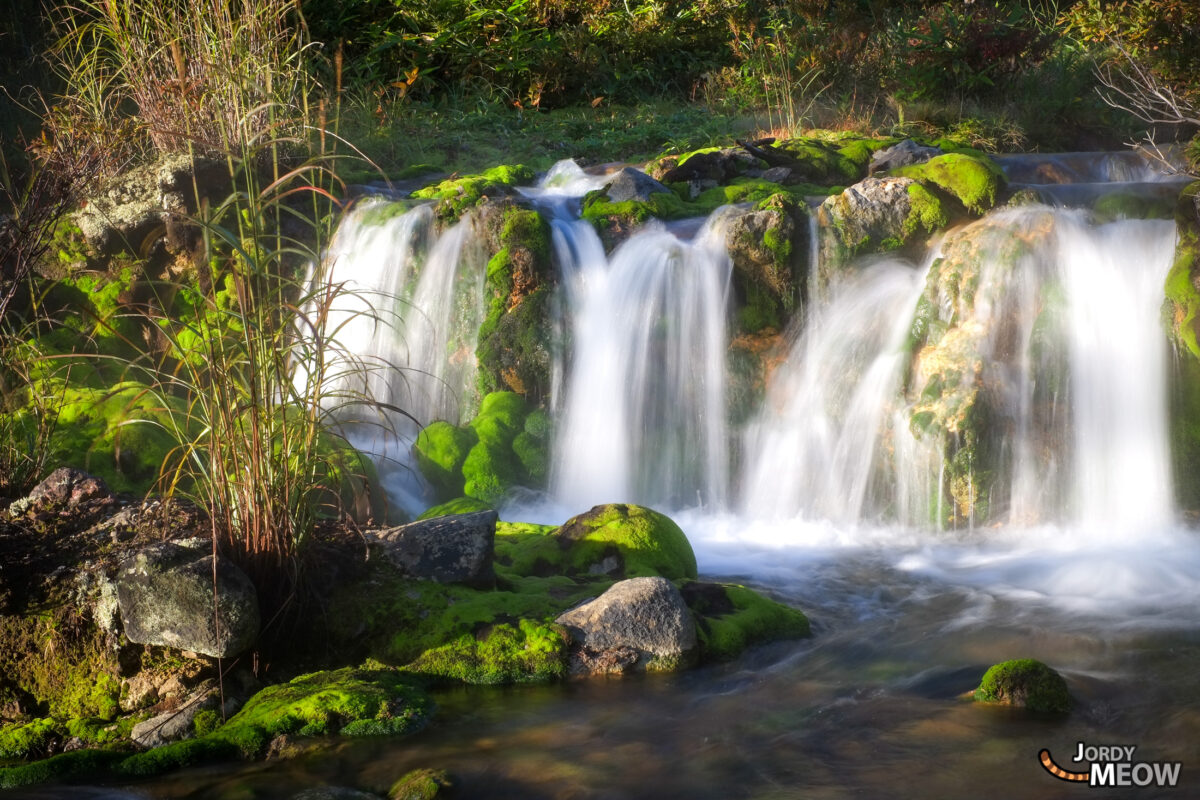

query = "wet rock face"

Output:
[[555, 576, 697, 675], [117, 541, 260, 659], [602, 167, 672, 204], [367, 510, 498, 587]]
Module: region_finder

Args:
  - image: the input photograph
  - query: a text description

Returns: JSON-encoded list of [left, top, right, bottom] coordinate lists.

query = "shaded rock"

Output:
[[974, 658, 1070, 713], [130, 703, 202, 749], [555, 576, 697, 674], [870, 139, 943, 174], [8, 468, 114, 519], [601, 166, 671, 203], [368, 510, 497, 587], [761, 166, 794, 183], [653, 149, 754, 184], [117, 541, 260, 658], [725, 198, 805, 333]]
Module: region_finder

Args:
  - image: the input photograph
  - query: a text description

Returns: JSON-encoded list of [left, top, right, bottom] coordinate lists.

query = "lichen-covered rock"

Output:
[[116, 541, 260, 658], [973, 658, 1070, 713], [7, 467, 113, 520], [368, 510, 497, 587], [725, 195, 807, 334], [555, 577, 697, 674], [818, 176, 948, 272]]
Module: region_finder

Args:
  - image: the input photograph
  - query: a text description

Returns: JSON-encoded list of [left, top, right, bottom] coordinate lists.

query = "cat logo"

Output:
[[1039, 744, 1182, 788]]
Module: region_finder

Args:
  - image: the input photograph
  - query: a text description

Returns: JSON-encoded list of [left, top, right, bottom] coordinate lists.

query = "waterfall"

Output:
[[313, 200, 486, 513], [549, 212, 734, 511]]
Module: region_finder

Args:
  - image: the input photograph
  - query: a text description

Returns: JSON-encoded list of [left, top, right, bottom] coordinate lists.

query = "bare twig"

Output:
[[1095, 39, 1200, 128]]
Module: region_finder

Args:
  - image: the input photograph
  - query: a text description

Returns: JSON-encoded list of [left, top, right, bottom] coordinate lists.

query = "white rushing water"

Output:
[[312, 199, 486, 513]]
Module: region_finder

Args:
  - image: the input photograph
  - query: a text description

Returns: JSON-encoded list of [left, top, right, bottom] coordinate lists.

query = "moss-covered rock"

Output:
[[411, 164, 536, 222], [413, 421, 479, 499], [476, 203, 556, 402], [1166, 181, 1200, 361], [553, 503, 699, 581], [890, 152, 1006, 216], [682, 582, 810, 661], [416, 496, 493, 520], [725, 194, 808, 335], [973, 658, 1070, 714], [403, 618, 568, 684], [390, 768, 452, 800], [0, 718, 57, 760]]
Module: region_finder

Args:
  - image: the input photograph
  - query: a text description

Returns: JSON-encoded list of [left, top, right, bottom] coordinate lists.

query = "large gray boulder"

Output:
[[117, 540, 260, 658], [555, 576, 697, 675], [870, 139, 943, 174], [368, 510, 497, 587]]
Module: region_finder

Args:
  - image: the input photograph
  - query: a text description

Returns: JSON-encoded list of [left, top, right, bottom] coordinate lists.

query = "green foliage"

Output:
[[412, 165, 536, 221], [0, 718, 57, 760], [974, 658, 1070, 714]]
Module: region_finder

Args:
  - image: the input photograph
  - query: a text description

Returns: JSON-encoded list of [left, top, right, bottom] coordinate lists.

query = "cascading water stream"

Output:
[[312, 199, 486, 513], [548, 213, 734, 511]]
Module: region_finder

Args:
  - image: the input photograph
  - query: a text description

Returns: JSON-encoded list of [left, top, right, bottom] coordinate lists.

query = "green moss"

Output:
[[776, 139, 864, 183], [891, 153, 1006, 215], [462, 440, 521, 505], [390, 768, 452, 800], [218, 667, 431, 744], [417, 496, 493, 520], [0, 749, 125, 789], [903, 182, 950, 239], [414, 421, 479, 500], [115, 737, 241, 777], [511, 431, 549, 483], [411, 164, 536, 221], [688, 584, 811, 662], [1092, 190, 1175, 222], [974, 658, 1070, 714], [358, 200, 423, 227], [1166, 182, 1200, 360], [403, 618, 568, 685], [192, 708, 221, 737], [554, 504, 698, 580], [736, 280, 782, 334], [0, 718, 57, 760]]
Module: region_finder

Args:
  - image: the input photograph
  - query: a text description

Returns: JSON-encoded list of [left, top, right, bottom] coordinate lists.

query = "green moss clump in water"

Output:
[[403, 618, 568, 685], [974, 658, 1070, 713], [1092, 190, 1175, 222], [115, 737, 242, 777], [891, 153, 1006, 215], [686, 583, 810, 661], [411, 164, 536, 221], [217, 667, 431, 744], [417, 496, 493, 520], [390, 768, 452, 800], [414, 421, 479, 499]]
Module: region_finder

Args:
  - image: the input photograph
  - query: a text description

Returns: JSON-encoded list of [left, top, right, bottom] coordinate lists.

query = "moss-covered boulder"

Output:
[[725, 194, 808, 334], [818, 176, 950, 274], [390, 768, 452, 800], [890, 152, 1007, 216], [411, 164, 536, 222], [413, 421, 478, 499], [416, 496, 492, 520], [973, 658, 1070, 714], [475, 203, 556, 402]]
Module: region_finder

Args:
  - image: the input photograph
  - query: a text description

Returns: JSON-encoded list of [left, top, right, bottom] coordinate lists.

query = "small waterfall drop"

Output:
[[313, 200, 486, 513], [549, 211, 734, 511]]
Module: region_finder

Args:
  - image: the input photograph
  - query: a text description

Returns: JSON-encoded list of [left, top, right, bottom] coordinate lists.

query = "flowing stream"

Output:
[[65, 152, 1200, 798]]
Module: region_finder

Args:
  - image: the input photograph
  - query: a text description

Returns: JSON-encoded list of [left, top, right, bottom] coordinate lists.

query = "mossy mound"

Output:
[[683, 582, 811, 661], [390, 768, 453, 800], [411, 164, 536, 221], [220, 667, 432, 740], [403, 618, 568, 685], [490, 505, 699, 581], [414, 392, 550, 506], [890, 152, 1006, 216], [973, 658, 1070, 714], [417, 496, 493, 520]]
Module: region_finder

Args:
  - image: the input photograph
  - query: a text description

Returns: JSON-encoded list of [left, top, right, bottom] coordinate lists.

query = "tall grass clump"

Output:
[[39, 0, 395, 624]]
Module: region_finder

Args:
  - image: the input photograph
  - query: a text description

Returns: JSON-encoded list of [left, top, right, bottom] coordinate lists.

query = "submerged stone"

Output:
[[973, 658, 1070, 713], [555, 577, 697, 674], [116, 541, 260, 659]]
